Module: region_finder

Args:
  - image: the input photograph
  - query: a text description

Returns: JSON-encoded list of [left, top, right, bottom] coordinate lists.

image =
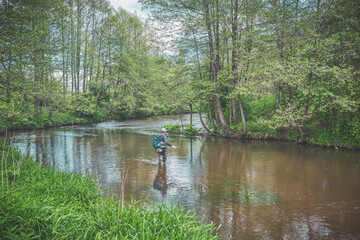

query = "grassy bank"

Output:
[[0, 110, 106, 134], [0, 107, 192, 135], [165, 119, 360, 150], [0, 141, 220, 239]]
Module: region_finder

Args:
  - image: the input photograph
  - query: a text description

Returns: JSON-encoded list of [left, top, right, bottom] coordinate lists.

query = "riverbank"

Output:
[[2, 110, 358, 150], [0, 109, 189, 135], [0, 141, 220, 239], [165, 122, 360, 151]]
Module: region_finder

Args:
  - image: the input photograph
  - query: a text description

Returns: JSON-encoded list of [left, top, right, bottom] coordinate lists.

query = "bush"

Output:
[[63, 93, 99, 118], [163, 123, 181, 134], [13, 118, 37, 129], [93, 108, 108, 121], [0, 121, 7, 132], [182, 124, 197, 135], [246, 95, 276, 121], [162, 124, 198, 135]]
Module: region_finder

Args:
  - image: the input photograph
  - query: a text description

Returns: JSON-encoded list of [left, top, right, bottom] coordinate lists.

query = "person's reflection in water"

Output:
[[153, 165, 167, 196]]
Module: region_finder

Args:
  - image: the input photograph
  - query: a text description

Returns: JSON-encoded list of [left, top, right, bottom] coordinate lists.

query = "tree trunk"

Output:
[[208, 96, 217, 131], [203, 0, 230, 135], [301, 0, 321, 137], [274, 0, 286, 109], [83, 24, 89, 92], [70, 0, 75, 92], [34, 97, 40, 119], [61, 18, 67, 92], [180, 113, 184, 129], [238, 94, 247, 134], [189, 103, 193, 125], [48, 98, 53, 120], [230, 0, 239, 124], [190, 26, 213, 134], [229, 99, 232, 126], [194, 99, 212, 133], [290, 0, 299, 103], [76, 2, 82, 92]]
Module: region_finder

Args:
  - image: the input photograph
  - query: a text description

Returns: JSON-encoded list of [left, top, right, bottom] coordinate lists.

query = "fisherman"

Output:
[[155, 128, 176, 165]]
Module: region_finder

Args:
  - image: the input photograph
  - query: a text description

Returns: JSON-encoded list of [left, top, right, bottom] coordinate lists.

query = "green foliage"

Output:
[[88, 84, 110, 104], [93, 108, 108, 121], [163, 124, 181, 134], [288, 128, 302, 142], [140, 0, 360, 149], [46, 111, 74, 125], [158, 108, 176, 115], [182, 124, 198, 135], [13, 118, 37, 129], [0, 0, 183, 130], [0, 102, 22, 126], [8, 111, 88, 129], [64, 93, 99, 118], [1, 0, 360, 149], [0, 121, 5, 132], [245, 95, 276, 121], [0, 143, 220, 239], [246, 121, 276, 138], [307, 113, 360, 148], [163, 124, 198, 135]]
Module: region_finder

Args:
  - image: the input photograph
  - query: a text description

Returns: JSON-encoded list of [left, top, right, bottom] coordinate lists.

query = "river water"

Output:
[[6, 114, 360, 239]]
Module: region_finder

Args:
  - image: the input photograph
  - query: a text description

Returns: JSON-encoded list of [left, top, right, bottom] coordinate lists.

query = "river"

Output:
[[5, 114, 360, 239]]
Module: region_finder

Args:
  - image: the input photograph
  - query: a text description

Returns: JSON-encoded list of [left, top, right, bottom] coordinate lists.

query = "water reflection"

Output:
[[153, 165, 167, 196], [4, 115, 360, 240]]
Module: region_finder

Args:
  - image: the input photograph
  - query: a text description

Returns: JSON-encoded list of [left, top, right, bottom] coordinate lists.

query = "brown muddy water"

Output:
[[6, 114, 360, 239]]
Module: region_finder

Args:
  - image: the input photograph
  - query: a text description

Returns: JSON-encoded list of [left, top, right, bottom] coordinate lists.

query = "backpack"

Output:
[[152, 135, 161, 149]]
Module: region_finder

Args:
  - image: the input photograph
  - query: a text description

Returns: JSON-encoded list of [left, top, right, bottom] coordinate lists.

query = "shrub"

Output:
[[93, 108, 108, 121], [13, 118, 37, 129], [163, 123, 181, 134], [182, 124, 197, 135], [0, 121, 6, 132], [246, 95, 276, 121]]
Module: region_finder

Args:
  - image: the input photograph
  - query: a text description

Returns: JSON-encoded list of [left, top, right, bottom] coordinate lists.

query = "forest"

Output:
[[1, 0, 359, 149]]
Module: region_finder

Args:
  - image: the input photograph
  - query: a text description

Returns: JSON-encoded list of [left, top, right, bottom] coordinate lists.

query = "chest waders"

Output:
[[157, 147, 167, 165]]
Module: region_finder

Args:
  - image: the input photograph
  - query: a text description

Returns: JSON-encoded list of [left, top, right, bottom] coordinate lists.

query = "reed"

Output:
[[120, 163, 129, 211], [0, 141, 220, 239]]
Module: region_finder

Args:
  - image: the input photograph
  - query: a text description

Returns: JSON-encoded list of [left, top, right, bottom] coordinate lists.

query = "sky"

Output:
[[109, 0, 148, 18], [109, 0, 178, 54]]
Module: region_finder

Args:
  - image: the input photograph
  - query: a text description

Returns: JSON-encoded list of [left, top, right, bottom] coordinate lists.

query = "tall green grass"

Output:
[[0, 141, 220, 239]]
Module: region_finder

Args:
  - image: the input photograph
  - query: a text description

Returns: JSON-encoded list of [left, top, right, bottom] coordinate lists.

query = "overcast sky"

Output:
[[109, 0, 177, 54], [109, 0, 148, 18]]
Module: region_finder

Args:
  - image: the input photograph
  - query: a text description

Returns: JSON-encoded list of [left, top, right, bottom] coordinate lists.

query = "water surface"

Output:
[[6, 115, 360, 239]]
